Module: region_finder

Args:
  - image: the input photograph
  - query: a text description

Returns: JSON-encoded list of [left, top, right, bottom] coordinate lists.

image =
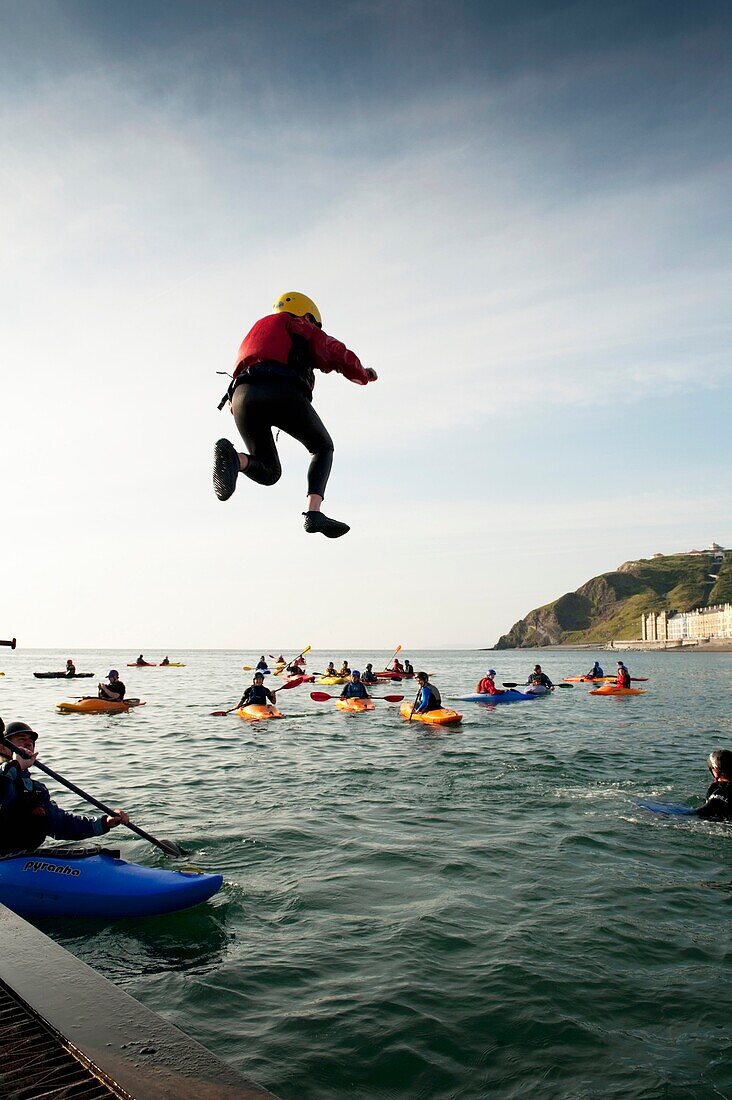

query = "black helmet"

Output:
[[4, 720, 38, 743], [708, 749, 732, 779]]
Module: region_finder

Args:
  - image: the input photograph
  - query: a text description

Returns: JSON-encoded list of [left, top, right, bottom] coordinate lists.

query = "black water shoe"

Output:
[[303, 511, 350, 538], [213, 439, 240, 501]]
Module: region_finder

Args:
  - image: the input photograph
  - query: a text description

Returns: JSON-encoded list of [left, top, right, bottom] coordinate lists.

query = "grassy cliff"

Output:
[[494, 551, 730, 649]]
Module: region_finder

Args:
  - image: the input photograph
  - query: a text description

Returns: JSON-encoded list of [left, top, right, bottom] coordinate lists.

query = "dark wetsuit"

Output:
[[0, 762, 109, 855], [415, 683, 442, 713], [695, 781, 732, 821], [228, 312, 371, 500], [99, 679, 125, 701], [341, 682, 369, 700], [361, 670, 377, 684], [239, 685, 276, 707], [528, 672, 553, 689]]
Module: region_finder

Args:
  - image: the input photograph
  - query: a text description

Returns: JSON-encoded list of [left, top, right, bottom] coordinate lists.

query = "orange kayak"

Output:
[[336, 697, 375, 713], [589, 685, 646, 696], [235, 704, 283, 721], [400, 702, 462, 725], [57, 698, 144, 715]]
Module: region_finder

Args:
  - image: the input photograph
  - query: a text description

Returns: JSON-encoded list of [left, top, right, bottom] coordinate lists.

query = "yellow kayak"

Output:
[[317, 675, 346, 685], [235, 704, 283, 721], [400, 702, 462, 726], [336, 697, 375, 713], [57, 698, 145, 715], [160, 662, 186, 667]]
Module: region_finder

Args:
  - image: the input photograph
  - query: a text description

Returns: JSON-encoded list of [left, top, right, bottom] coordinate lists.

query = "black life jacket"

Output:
[[0, 774, 48, 855]]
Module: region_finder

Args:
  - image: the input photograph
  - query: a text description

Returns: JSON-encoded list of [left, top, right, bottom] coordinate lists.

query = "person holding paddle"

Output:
[[339, 671, 370, 701], [0, 721, 129, 856], [99, 669, 125, 702], [213, 291, 377, 539], [616, 661, 631, 688], [413, 672, 442, 714], [237, 673, 277, 710]]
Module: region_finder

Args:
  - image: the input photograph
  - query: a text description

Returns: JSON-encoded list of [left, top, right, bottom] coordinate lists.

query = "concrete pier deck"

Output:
[[0, 904, 277, 1099]]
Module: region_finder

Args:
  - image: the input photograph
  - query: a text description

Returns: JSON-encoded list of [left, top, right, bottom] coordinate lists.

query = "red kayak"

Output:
[[375, 670, 415, 680]]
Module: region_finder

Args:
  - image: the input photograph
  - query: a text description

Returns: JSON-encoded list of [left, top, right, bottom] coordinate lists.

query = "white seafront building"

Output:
[[642, 604, 732, 643], [641, 542, 731, 644]]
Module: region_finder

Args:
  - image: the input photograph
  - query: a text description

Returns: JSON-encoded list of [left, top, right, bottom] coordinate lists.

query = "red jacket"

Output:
[[616, 667, 631, 688], [477, 677, 500, 695], [233, 313, 371, 393]]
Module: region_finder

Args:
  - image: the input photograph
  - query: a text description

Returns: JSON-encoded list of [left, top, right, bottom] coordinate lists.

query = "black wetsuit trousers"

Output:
[[231, 380, 334, 499]]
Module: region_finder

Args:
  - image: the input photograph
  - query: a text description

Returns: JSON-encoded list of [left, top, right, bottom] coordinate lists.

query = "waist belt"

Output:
[[217, 361, 311, 409]]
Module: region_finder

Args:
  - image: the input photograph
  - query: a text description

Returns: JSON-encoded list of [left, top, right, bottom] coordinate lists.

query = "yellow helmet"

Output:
[[272, 291, 322, 326]]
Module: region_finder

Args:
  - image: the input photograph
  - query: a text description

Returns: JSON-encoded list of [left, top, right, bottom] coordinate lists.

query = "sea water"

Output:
[[2, 648, 730, 1098]]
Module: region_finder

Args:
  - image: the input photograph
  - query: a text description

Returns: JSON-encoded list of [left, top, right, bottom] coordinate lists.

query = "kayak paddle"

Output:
[[503, 682, 570, 690], [382, 644, 402, 672], [310, 691, 404, 703], [0, 723, 187, 858], [408, 689, 420, 721], [0, 638, 17, 649]]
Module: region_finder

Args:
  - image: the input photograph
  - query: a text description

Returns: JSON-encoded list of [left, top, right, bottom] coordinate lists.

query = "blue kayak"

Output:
[[637, 800, 696, 817], [459, 690, 538, 704], [0, 847, 223, 919]]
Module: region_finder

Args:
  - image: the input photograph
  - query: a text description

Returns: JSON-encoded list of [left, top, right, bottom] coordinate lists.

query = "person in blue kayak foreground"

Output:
[[0, 722, 129, 856], [413, 672, 442, 713], [340, 671, 370, 701], [214, 292, 377, 539], [694, 749, 732, 821], [528, 665, 554, 690], [98, 669, 125, 702], [587, 660, 604, 679], [616, 661, 631, 688], [97, 664, 124, 699], [237, 673, 277, 710], [477, 669, 503, 696]]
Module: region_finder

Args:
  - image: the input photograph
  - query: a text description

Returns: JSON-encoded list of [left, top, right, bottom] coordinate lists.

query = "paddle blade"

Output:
[[156, 838, 189, 857], [381, 694, 404, 703], [279, 676, 304, 690], [557, 684, 574, 689], [310, 691, 332, 702], [210, 710, 231, 716]]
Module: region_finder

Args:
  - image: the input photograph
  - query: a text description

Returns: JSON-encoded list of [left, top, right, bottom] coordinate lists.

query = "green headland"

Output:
[[494, 548, 732, 649]]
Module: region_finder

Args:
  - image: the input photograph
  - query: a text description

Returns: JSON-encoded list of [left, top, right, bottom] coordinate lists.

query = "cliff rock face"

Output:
[[494, 551, 730, 648]]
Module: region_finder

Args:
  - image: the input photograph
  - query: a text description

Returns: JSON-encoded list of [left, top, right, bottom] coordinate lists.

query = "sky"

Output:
[[1, 0, 731, 649]]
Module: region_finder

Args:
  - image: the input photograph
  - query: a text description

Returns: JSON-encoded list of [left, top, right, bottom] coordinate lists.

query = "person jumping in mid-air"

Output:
[[214, 292, 377, 538]]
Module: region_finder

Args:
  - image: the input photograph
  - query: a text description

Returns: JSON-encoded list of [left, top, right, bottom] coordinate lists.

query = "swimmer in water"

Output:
[[694, 749, 732, 821]]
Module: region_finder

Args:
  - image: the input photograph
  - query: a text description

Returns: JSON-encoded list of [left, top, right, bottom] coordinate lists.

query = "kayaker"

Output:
[[392, 658, 405, 674], [361, 664, 378, 685], [275, 655, 285, 664], [477, 670, 503, 696], [160, 656, 170, 666], [616, 661, 631, 688], [135, 655, 147, 667], [255, 656, 270, 673], [339, 661, 351, 677], [98, 670, 126, 702], [528, 665, 554, 690], [325, 662, 337, 677], [213, 291, 377, 539], [287, 659, 305, 676], [413, 672, 442, 714], [340, 671, 370, 701], [0, 721, 129, 856], [403, 660, 414, 676], [65, 658, 76, 677], [237, 672, 276, 709], [587, 660, 604, 679], [694, 749, 732, 821]]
